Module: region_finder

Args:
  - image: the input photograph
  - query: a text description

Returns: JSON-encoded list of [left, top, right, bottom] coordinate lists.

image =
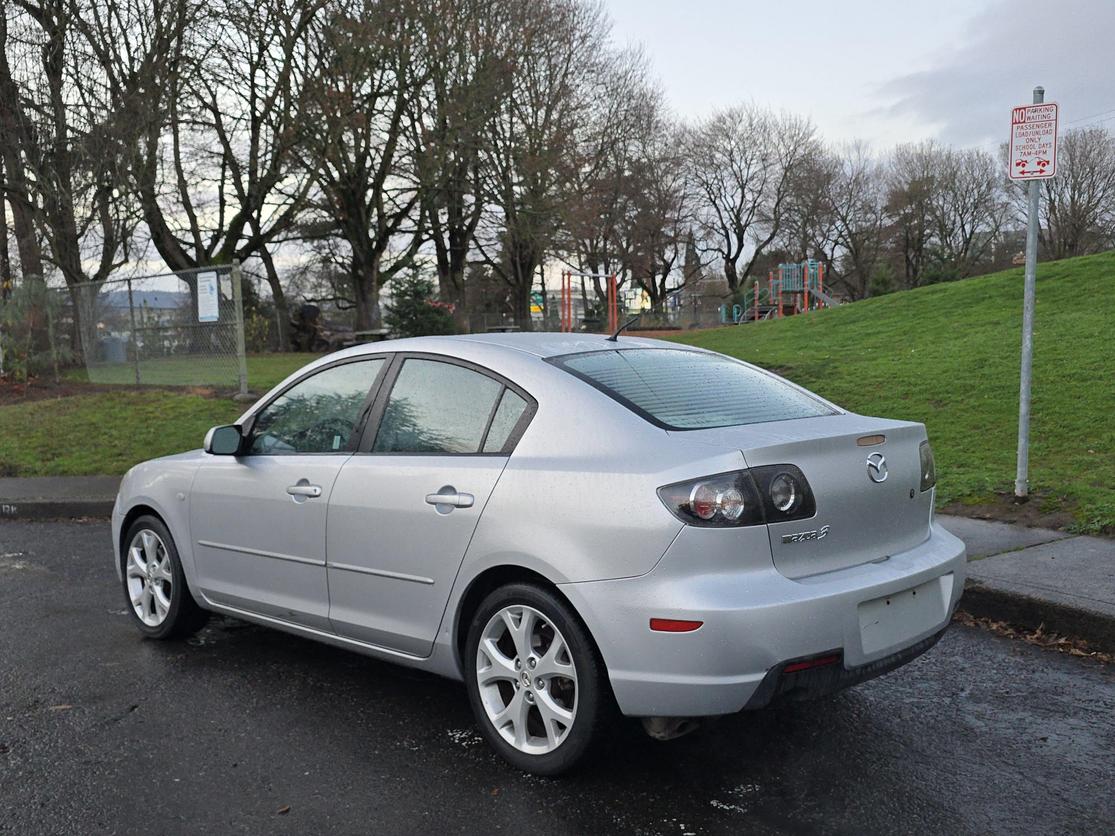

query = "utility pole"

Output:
[[1014, 85, 1044, 500]]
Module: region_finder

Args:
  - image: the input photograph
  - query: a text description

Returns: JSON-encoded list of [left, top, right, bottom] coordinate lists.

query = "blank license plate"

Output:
[[858, 574, 952, 656]]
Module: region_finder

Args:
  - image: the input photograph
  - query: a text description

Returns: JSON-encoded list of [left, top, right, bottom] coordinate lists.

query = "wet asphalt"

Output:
[[1, 520, 1113, 836]]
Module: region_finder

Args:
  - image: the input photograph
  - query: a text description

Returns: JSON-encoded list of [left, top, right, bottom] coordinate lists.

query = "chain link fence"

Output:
[[57, 264, 248, 393]]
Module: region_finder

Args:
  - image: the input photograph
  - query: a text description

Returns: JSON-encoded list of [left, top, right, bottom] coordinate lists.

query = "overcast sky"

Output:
[[606, 0, 1115, 150]]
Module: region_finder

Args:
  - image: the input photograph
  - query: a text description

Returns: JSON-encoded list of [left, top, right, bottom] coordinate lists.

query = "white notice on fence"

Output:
[[197, 272, 219, 323]]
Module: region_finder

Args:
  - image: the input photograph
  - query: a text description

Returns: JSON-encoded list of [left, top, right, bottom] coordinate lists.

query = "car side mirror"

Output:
[[204, 424, 244, 456]]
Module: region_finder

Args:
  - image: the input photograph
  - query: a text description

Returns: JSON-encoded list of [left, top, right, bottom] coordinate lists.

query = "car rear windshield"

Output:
[[550, 348, 836, 430]]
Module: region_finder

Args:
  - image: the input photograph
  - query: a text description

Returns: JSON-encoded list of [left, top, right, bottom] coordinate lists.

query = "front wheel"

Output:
[[121, 515, 209, 640], [464, 583, 612, 775]]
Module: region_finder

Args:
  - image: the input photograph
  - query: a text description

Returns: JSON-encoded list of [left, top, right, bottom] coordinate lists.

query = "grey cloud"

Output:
[[875, 0, 1115, 145]]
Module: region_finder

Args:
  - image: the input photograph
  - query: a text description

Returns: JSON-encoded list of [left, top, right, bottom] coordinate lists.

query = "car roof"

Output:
[[448, 332, 677, 357], [342, 332, 685, 360]]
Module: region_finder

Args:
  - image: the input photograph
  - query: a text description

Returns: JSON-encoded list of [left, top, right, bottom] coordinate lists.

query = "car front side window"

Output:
[[249, 359, 384, 454]]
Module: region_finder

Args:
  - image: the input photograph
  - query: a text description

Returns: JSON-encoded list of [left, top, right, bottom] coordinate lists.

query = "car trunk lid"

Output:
[[672, 413, 933, 579]]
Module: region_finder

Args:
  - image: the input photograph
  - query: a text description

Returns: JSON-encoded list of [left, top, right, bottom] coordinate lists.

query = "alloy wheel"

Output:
[[125, 529, 173, 627], [475, 604, 578, 755]]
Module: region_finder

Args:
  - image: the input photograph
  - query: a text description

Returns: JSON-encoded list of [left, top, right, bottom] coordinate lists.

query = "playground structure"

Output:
[[719, 259, 836, 325], [560, 271, 619, 334]]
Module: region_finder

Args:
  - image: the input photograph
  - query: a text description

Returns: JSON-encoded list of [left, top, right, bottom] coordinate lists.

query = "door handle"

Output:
[[425, 488, 475, 509], [286, 484, 322, 498]]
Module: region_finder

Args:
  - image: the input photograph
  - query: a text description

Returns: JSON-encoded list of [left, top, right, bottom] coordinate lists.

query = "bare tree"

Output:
[[925, 147, 1006, 279], [0, 9, 45, 284], [558, 45, 659, 306], [885, 141, 939, 288], [301, 0, 424, 330], [0, 0, 173, 354], [1026, 127, 1115, 258], [131, 0, 322, 344], [474, 0, 608, 328], [825, 144, 889, 299], [685, 105, 818, 292], [617, 123, 691, 311], [777, 143, 890, 300], [411, 0, 513, 326]]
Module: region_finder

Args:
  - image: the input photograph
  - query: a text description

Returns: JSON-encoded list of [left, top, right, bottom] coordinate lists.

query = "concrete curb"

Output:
[[958, 581, 1115, 655], [0, 476, 120, 521], [1, 498, 115, 521]]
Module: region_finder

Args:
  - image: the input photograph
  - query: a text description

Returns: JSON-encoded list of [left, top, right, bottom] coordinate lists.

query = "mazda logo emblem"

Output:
[[866, 452, 888, 483]]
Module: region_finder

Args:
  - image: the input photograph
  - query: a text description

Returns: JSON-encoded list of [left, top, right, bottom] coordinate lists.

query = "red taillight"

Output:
[[649, 618, 704, 633], [782, 653, 840, 674]]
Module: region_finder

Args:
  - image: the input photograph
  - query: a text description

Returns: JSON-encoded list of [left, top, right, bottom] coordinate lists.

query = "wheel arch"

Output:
[[118, 503, 165, 569], [453, 565, 586, 672]]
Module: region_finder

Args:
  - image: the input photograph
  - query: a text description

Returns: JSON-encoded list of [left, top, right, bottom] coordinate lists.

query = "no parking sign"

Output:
[[1008, 102, 1058, 181]]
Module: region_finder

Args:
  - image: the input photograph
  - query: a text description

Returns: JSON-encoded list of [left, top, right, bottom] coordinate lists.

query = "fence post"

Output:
[[231, 260, 249, 399], [126, 279, 141, 385]]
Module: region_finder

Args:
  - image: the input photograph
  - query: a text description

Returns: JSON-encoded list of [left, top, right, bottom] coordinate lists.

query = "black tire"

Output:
[[464, 582, 613, 776], [121, 515, 209, 640]]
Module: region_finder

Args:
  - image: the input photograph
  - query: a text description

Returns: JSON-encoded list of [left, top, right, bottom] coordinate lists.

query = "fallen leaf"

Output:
[[277, 805, 291, 815]]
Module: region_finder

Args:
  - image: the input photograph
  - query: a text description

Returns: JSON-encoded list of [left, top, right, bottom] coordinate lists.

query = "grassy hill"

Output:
[[669, 251, 1115, 534]]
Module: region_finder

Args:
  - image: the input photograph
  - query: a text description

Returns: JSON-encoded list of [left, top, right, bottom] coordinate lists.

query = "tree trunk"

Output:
[[351, 249, 382, 331], [256, 245, 290, 351], [723, 257, 740, 291], [435, 242, 470, 331], [506, 243, 537, 331], [510, 281, 532, 330], [0, 159, 10, 301]]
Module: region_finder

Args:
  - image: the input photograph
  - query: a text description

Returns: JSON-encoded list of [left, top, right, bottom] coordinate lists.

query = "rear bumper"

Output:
[[558, 522, 966, 717], [742, 627, 946, 709]]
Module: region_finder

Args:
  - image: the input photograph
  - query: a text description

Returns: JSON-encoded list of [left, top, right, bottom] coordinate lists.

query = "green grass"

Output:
[[667, 251, 1115, 534], [66, 353, 320, 389], [0, 391, 242, 477], [1, 354, 319, 478]]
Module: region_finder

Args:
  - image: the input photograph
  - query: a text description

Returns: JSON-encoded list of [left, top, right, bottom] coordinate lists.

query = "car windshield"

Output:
[[551, 348, 836, 430]]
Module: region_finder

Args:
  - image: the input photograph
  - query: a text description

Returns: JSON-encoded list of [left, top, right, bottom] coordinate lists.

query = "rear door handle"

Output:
[[286, 484, 322, 498], [425, 488, 475, 509]]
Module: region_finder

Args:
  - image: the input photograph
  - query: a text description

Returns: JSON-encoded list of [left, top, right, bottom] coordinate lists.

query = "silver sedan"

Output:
[[112, 333, 966, 774]]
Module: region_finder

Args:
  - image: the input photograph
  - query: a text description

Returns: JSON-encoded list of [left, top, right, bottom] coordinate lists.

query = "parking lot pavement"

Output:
[[2, 520, 1114, 836]]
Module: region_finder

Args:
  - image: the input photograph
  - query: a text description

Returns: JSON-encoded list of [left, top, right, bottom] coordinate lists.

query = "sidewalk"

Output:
[[1, 477, 1111, 651], [939, 515, 1115, 652], [0, 475, 119, 520]]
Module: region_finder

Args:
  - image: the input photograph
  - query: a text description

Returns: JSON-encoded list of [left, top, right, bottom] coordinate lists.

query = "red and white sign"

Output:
[[1008, 103, 1058, 180]]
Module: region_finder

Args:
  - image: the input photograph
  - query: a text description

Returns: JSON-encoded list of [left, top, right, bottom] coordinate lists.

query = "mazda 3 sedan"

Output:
[[113, 333, 966, 774]]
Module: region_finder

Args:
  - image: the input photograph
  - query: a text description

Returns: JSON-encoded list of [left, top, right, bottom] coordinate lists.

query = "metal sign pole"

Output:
[[1014, 85, 1044, 500]]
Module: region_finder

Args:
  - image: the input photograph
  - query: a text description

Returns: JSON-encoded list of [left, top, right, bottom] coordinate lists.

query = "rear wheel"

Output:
[[122, 515, 208, 640], [464, 583, 611, 775]]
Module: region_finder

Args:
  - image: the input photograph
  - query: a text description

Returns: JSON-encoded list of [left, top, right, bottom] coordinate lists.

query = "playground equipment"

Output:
[[560, 271, 619, 333], [718, 260, 833, 324]]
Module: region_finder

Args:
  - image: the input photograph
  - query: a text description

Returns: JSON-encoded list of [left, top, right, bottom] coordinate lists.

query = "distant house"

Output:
[[95, 289, 189, 335]]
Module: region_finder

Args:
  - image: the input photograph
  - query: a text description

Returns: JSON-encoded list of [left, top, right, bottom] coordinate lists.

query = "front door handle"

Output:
[[425, 486, 475, 511], [286, 483, 322, 498]]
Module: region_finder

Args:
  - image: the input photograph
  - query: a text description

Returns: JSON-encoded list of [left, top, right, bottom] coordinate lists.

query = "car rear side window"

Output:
[[373, 359, 504, 454], [552, 348, 835, 430], [482, 390, 528, 452]]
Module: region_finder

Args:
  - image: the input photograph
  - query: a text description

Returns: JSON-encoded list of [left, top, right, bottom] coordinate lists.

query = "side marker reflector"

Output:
[[782, 653, 841, 674], [649, 618, 704, 633]]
